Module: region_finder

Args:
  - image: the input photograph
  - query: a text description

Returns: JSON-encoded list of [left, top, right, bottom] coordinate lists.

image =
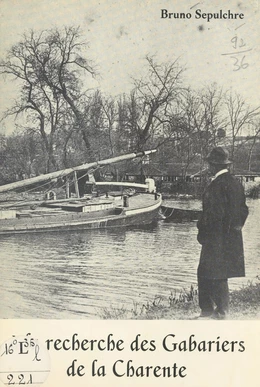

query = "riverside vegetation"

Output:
[[100, 278, 260, 320]]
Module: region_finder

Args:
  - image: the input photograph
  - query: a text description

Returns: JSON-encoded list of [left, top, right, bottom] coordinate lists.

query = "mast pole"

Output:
[[73, 171, 80, 198], [65, 177, 70, 199], [0, 150, 157, 194]]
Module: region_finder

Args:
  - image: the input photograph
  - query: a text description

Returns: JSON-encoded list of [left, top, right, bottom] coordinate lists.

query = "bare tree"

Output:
[[101, 96, 117, 157], [225, 92, 260, 169], [174, 85, 226, 176], [246, 119, 260, 171], [0, 26, 97, 171], [117, 56, 186, 152]]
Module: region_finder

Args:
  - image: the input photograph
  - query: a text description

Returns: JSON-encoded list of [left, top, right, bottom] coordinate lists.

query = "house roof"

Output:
[[233, 170, 260, 176], [125, 162, 204, 176]]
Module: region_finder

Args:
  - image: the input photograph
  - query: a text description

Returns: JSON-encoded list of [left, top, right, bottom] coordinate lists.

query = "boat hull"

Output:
[[0, 194, 162, 235], [161, 205, 202, 222]]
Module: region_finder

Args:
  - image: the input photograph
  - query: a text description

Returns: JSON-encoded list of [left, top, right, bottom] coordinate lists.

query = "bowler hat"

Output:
[[206, 147, 232, 164]]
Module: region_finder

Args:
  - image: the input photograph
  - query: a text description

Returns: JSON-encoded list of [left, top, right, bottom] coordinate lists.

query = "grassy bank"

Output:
[[100, 279, 260, 320]]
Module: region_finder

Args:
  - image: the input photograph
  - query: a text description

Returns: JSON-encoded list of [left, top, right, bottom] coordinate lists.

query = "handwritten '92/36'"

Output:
[[231, 55, 249, 71], [222, 24, 252, 71]]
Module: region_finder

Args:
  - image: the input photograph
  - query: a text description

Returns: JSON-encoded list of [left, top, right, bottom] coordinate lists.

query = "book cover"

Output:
[[0, 1, 259, 386]]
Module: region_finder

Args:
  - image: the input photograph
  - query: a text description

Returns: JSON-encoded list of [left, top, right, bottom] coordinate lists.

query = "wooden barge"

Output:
[[0, 150, 162, 235]]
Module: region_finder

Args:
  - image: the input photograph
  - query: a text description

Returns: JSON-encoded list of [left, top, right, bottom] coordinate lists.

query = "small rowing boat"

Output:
[[160, 205, 202, 222]]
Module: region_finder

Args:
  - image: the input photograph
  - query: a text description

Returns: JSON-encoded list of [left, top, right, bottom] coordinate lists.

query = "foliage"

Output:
[[245, 182, 260, 198], [99, 279, 260, 320], [0, 131, 44, 184]]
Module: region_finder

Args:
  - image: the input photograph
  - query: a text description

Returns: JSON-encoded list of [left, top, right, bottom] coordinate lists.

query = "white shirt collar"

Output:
[[214, 169, 229, 179]]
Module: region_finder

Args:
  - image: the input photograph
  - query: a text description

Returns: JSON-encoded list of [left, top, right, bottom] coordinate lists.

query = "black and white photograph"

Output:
[[0, 0, 259, 385]]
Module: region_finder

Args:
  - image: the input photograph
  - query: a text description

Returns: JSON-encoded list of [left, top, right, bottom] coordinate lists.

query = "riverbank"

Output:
[[100, 279, 260, 320]]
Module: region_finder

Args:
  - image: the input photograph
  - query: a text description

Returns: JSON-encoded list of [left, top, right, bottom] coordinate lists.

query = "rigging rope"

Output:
[[0, 164, 107, 209]]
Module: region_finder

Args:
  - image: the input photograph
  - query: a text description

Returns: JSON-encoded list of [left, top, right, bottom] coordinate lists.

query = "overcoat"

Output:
[[197, 172, 248, 279]]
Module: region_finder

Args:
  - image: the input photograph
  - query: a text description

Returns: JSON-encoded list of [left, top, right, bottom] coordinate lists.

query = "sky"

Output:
[[0, 0, 259, 134]]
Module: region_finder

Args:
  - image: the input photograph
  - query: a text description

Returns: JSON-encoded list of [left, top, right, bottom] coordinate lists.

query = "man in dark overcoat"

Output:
[[197, 147, 248, 319]]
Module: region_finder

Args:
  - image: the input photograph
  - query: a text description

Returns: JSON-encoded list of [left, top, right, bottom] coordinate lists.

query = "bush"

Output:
[[245, 182, 260, 198]]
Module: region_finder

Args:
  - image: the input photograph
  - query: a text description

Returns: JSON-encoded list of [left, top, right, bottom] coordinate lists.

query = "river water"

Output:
[[0, 199, 259, 319]]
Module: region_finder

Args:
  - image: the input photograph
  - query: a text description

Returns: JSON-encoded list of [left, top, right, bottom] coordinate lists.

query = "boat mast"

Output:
[[0, 150, 157, 194], [73, 171, 80, 198]]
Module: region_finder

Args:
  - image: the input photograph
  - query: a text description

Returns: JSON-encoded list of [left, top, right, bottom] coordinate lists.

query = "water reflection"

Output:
[[0, 199, 259, 319]]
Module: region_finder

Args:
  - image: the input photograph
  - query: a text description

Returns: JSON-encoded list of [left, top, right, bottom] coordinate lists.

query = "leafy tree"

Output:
[[0, 131, 42, 184]]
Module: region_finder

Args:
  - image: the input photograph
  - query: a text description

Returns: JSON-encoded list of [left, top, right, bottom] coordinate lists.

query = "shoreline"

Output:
[[100, 280, 260, 320]]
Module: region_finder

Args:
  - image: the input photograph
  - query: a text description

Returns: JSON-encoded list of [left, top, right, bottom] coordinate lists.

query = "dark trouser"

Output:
[[198, 277, 229, 317]]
